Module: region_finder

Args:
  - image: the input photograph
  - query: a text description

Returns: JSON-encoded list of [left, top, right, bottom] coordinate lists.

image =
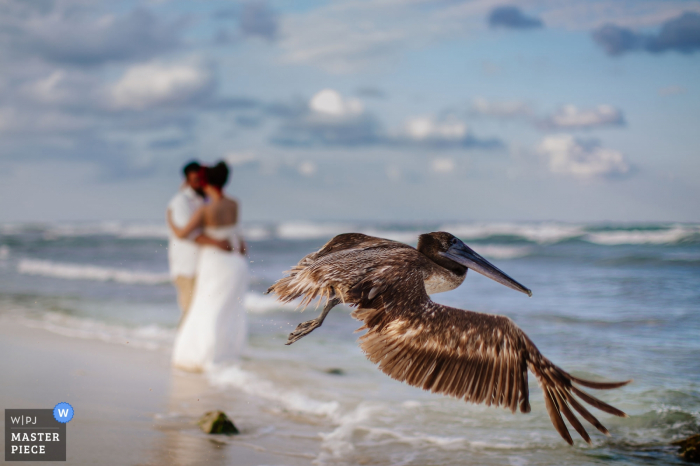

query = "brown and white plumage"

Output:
[[267, 232, 631, 445]]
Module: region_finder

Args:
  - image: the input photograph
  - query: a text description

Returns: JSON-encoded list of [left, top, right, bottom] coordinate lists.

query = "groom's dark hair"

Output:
[[182, 161, 201, 177]]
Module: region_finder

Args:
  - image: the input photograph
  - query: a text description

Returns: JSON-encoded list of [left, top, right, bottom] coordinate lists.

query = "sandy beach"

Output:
[[0, 320, 316, 466]]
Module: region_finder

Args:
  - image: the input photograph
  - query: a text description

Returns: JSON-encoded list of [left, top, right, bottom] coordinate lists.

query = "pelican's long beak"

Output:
[[440, 241, 532, 297]]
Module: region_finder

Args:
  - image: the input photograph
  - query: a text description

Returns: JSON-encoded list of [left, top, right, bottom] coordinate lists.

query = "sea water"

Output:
[[1, 221, 699, 465]]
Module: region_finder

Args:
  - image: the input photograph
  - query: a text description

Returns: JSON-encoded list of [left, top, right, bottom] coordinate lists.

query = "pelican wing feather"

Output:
[[347, 266, 630, 445]]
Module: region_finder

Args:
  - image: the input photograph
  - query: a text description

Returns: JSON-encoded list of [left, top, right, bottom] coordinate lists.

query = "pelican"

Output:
[[267, 232, 631, 445]]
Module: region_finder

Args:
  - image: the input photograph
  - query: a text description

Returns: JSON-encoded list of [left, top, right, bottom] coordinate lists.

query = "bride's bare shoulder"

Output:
[[222, 197, 239, 209]]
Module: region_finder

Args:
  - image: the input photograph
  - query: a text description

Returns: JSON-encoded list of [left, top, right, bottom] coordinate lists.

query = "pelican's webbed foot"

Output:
[[285, 296, 341, 346], [286, 319, 322, 345]]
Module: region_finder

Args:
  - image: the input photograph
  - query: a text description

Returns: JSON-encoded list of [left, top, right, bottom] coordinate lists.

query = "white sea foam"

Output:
[[584, 226, 698, 245], [357, 229, 419, 244], [472, 245, 532, 260], [276, 221, 355, 240], [208, 365, 340, 417], [242, 224, 273, 241], [440, 222, 585, 244], [317, 403, 380, 462], [15, 259, 307, 311], [10, 312, 174, 351], [42, 222, 170, 240], [10, 221, 273, 241], [244, 293, 301, 313], [18, 259, 171, 285]]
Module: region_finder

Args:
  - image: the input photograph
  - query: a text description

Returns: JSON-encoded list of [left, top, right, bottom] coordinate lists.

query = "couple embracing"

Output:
[[167, 161, 249, 372]]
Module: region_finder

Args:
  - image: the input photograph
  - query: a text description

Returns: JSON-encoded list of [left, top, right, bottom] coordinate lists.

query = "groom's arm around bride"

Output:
[[167, 161, 231, 324]]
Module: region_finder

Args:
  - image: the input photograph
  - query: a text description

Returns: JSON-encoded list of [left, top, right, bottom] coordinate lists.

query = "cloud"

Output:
[[240, 1, 279, 41], [488, 6, 543, 29], [271, 89, 379, 146], [538, 135, 630, 178], [648, 11, 700, 53], [272, 110, 381, 147], [297, 161, 317, 177], [108, 61, 214, 111], [471, 97, 531, 118], [593, 11, 700, 56], [278, 2, 421, 74], [356, 87, 386, 99], [592, 24, 644, 55], [271, 90, 501, 149], [309, 89, 363, 116], [148, 138, 189, 150], [225, 151, 260, 168], [3, 7, 185, 66], [19, 70, 102, 108], [431, 157, 454, 174], [541, 105, 624, 130], [0, 106, 93, 135], [391, 116, 499, 149], [659, 85, 687, 96]]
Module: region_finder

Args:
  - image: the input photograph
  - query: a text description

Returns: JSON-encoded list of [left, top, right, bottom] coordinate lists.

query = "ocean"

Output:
[[1, 221, 699, 465]]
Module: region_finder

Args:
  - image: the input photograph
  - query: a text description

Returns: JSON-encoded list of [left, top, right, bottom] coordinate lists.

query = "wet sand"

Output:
[[0, 320, 316, 465]]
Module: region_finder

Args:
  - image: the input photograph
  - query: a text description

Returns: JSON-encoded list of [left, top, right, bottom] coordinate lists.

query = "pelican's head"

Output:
[[418, 232, 532, 297]]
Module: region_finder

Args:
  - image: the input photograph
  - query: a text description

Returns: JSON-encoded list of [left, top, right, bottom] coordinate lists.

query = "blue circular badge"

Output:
[[53, 402, 74, 423]]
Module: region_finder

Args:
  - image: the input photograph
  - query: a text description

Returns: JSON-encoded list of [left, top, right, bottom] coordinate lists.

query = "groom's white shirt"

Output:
[[168, 186, 205, 279]]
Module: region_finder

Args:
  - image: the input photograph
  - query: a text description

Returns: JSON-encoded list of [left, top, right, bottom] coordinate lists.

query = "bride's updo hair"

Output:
[[206, 161, 229, 188]]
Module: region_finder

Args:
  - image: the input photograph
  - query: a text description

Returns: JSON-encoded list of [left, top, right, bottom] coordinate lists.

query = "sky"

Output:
[[0, 0, 699, 223]]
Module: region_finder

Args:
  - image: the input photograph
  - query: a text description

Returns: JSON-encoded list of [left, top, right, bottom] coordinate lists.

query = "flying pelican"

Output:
[[267, 232, 631, 445]]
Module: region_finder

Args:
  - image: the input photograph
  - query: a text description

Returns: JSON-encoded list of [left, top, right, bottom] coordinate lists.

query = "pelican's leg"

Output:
[[286, 297, 341, 345]]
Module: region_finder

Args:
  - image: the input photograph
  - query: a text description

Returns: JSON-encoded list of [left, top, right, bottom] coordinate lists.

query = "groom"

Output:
[[167, 161, 231, 325]]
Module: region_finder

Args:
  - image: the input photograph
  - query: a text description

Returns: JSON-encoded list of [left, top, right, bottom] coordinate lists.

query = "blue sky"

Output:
[[0, 0, 698, 223]]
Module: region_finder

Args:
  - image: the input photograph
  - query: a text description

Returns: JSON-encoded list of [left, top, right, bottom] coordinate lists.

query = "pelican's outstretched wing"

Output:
[[348, 267, 630, 445], [266, 234, 416, 306]]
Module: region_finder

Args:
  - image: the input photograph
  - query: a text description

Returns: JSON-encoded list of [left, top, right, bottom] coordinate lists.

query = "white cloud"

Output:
[[225, 151, 259, 167], [402, 117, 468, 142], [538, 134, 630, 178], [23, 70, 67, 104], [19, 69, 103, 108], [543, 104, 624, 129], [280, 11, 409, 74], [539, 2, 700, 30], [2, 6, 184, 66], [431, 157, 454, 174], [298, 161, 317, 177], [472, 97, 531, 118], [109, 61, 212, 110], [277, 1, 476, 74], [0, 106, 91, 134], [309, 89, 363, 116], [659, 85, 687, 96]]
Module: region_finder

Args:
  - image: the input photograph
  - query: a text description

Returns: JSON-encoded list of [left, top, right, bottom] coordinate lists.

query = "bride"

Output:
[[168, 161, 249, 372]]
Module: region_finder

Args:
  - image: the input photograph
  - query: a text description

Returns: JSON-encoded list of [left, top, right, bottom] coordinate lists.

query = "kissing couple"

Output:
[[166, 160, 249, 372]]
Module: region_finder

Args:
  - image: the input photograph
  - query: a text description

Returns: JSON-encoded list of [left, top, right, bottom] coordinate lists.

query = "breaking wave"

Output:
[[16, 258, 303, 312], [441, 222, 586, 244], [7, 312, 175, 351], [471, 245, 532, 260], [584, 226, 697, 245], [2, 221, 698, 245], [18, 259, 171, 285], [208, 365, 340, 417]]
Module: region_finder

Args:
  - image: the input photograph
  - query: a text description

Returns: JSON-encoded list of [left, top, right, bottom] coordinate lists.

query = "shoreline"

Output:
[[0, 320, 317, 465]]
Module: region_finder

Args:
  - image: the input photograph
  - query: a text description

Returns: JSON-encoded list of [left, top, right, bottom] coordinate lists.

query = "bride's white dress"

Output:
[[172, 225, 249, 371]]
